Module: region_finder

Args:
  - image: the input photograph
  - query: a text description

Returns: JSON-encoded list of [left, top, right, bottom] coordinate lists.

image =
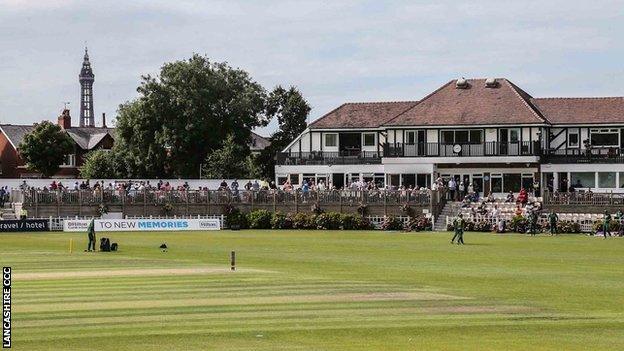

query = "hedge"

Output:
[[226, 208, 430, 231]]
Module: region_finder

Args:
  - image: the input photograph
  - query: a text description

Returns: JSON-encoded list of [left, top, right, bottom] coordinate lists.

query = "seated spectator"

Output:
[[486, 193, 495, 203], [505, 191, 515, 203], [517, 188, 528, 205]]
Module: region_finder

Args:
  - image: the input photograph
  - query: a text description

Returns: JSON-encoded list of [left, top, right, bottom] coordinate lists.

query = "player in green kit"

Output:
[[451, 213, 465, 245], [528, 210, 538, 236], [547, 211, 558, 236], [86, 218, 96, 252], [603, 210, 612, 239], [617, 209, 624, 237]]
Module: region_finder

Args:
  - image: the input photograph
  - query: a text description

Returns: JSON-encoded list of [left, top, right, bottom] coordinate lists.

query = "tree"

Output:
[[114, 54, 270, 178], [255, 86, 311, 179], [80, 150, 119, 179], [18, 121, 74, 177], [201, 134, 249, 179]]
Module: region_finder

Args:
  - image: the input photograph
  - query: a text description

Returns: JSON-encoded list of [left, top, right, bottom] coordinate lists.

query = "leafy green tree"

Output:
[[18, 121, 74, 177], [256, 86, 311, 179], [201, 134, 249, 179], [114, 54, 270, 178], [80, 150, 119, 179]]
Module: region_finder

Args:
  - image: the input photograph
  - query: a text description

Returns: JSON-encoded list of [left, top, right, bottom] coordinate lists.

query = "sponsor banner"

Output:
[[3, 267, 10, 349], [0, 220, 49, 232], [63, 218, 220, 232]]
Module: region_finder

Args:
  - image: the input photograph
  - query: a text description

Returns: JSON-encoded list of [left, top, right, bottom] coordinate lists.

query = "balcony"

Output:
[[276, 150, 382, 165], [383, 141, 540, 157], [542, 147, 624, 164]]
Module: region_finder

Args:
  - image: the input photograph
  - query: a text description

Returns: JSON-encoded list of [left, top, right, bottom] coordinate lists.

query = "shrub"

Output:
[[558, 220, 580, 233], [510, 215, 527, 233], [593, 220, 620, 233], [474, 220, 492, 232], [381, 216, 403, 231], [341, 213, 357, 230], [292, 213, 316, 229], [225, 207, 248, 229], [271, 212, 293, 229], [404, 216, 432, 232], [354, 216, 374, 230], [247, 209, 272, 229]]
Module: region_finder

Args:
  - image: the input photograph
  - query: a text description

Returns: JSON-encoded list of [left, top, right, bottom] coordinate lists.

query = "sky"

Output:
[[1, 0, 624, 137]]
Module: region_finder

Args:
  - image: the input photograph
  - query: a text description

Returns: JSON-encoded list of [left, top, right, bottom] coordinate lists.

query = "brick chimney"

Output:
[[102, 113, 107, 128], [58, 109, 71, 129]]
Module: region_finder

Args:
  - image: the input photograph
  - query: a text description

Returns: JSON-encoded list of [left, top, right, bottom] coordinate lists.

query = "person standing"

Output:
[[548, 210, 558, 236], [528, 210, 538, 236], [451, 213, 465, 245], [603, 210, 612, 239], [448, 178, 457, 201], [86, 218, 96, 252]]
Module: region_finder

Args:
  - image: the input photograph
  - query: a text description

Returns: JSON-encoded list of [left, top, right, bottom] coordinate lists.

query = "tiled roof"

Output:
[[531, 97, 624, 124], [385, 79, 547, 126], [250, 131, 270, 151], [308, 101, 419, 129], [65, 127, 115, 150], [0, 124, 35, 149], [0, 124, 114, 150]]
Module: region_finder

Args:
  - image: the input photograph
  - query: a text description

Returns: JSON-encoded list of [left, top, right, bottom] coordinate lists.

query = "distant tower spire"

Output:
[[79, 46, 95, 127]]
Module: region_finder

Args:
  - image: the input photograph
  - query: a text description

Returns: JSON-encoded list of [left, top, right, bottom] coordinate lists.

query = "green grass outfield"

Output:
[[1, 230, 623, 350]]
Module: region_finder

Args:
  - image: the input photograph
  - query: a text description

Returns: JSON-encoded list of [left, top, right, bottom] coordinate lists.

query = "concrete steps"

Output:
[[433, 201, 461, 231]]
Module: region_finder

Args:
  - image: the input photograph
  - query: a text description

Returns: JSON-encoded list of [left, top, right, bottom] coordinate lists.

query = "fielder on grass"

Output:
[[451, 213, 465, 245], [86, 218, 96, 252]]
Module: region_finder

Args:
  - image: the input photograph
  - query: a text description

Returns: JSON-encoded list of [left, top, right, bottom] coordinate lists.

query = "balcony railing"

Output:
[[542, 147, 624, 164], [383, 141, 540, 157], [276, 151, 382, 165]]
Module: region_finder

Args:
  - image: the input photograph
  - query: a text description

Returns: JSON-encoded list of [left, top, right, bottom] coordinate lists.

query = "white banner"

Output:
[[63, 218, 220, 232]]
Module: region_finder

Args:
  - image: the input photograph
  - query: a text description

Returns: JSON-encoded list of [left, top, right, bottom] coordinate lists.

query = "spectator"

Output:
[[505, 191, 515, 203]]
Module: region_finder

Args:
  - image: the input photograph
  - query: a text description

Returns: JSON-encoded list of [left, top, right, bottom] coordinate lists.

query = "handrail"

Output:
[[22, 188, 438, 207]]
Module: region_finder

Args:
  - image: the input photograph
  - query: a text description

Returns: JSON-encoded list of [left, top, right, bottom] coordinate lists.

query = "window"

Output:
[[324, 133, 337, 147], [277, 176, 288, 185], [406, 131, 416, 145], [289, 174, 299, 185], [568, 129, 579, 147], [416, 174, 431, 188], [362, 133, 375, 146], [441, 131, 454, 144], [521, 173, 534, 190], [455, 130, 469, 143], [491, 174, 503, 193], [440, 130, 483, 144], [598, 172, 616, 188], [619, 172, 624, 188], [503, 174, 521, 193], [470, 130, 482, 144], [570, 172, 595, 188], [62, 154, 75, 167], [590, 129, 619, 147]]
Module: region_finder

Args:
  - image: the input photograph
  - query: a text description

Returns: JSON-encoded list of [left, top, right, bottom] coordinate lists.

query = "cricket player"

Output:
[[528, 211, 538, 236], [86, 218, 96, 252], [603, 210, 612, 239], [451, 213, 465, 245], [548, 211, 558, 236]]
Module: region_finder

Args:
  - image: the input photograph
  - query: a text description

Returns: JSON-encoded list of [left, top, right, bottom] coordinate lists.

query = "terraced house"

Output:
[[276, 78, 624, 195]]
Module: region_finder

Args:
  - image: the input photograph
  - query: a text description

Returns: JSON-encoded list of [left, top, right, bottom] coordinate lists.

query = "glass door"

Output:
[[499, 128, 520, 155]]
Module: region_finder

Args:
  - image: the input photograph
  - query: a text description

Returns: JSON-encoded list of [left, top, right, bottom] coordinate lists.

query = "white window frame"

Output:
[[568, 129, 580, 148], [590, 128, 619, 147], [362, 132, 376, 147], [324, 133, 338, 148], [441, 129, 483, 144], [61, 154, 76, 167]]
